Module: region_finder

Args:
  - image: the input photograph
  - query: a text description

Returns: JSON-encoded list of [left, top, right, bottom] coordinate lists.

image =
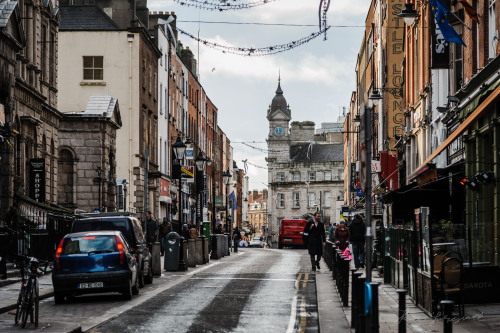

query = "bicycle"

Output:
[[13, 255, 49, 328]]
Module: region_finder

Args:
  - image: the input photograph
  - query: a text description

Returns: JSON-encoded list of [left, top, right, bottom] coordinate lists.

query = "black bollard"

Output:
[[397, 289, 407, 333], [441, 300, 454, 333], [351, 271, 362, 329], [200, 235, 207, 264], [369, 282, 380, 333], [356, 275, 366, 333], [342, 258, 349, 306], [210, 234, 219, 260]]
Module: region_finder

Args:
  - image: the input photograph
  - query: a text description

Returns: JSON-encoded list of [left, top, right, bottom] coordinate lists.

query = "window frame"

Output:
[[277, 193, 285, 208], [277, 172, 285, 182], [308, 172, 316, 181], [293, 192, 300, 208], [83, 56, 104, 81]]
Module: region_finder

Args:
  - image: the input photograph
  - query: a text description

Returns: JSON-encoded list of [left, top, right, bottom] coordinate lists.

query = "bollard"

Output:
[[342, 258, 350, 306], [369, 282, 380, 333], [397, 289, 407, 333], [351, 270, 362, 329], [441, 300, 454, 333], [332, 245, 338, 280], [210, 234, 219, 260], [356, 275, 366, 333], [200, 235, 207, 264], [225, 233, 231, 256]]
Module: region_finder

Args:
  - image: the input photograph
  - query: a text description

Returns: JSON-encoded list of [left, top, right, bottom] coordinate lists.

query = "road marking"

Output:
[[286, 294, 299, 333], [302, 273, 308, 289], [190, 276, 299, 282], [299, 295, 307, 332]]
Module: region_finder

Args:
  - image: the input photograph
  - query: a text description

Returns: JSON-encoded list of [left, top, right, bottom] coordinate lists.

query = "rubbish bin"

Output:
[[164, 232, 180, 271], [202, 221, 211, 246]]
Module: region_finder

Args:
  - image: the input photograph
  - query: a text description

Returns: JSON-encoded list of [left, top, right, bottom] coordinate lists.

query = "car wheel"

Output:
[[138, 265, 145, 288], [144, 261, 153, 284], [132, 274, 140, 295], [54, 291, 65, 304], [122, 278, 132, 300]]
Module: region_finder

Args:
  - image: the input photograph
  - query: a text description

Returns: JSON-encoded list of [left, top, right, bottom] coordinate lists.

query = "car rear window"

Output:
[[72, 220, 133, 244], [61, 235, 117, 255]]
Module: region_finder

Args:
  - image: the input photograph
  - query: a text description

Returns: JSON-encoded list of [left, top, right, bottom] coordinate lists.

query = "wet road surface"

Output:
[[89, 248, 318, 333]]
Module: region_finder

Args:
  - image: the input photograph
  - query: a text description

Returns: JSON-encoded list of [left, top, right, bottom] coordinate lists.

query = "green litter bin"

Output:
[[202, 221, 212, 246]]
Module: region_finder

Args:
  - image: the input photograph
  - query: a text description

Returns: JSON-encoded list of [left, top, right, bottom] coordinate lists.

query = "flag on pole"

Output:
[[459, 0, 480, 22], [429, 0, 466, 46]]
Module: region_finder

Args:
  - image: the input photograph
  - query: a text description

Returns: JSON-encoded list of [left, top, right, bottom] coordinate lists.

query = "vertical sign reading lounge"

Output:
[[29, 158, 45, 203], [387, 0, 405, 144]]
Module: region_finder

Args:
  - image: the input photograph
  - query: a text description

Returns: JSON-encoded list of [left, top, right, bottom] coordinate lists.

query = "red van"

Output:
[[278, 219, 307, 249]]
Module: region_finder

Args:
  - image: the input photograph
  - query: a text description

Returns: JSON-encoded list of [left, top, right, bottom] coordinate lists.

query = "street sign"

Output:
[[181, 165, 194, 183], [359, 143, 367, 192]]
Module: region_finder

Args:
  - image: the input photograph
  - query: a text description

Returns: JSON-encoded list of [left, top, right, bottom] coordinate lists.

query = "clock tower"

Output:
[[266, 79, 291, 164]]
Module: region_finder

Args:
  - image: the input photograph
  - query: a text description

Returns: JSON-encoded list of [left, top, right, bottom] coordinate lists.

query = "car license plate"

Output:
[[284, 238, 292, 242], [78, 282, 103, 289]]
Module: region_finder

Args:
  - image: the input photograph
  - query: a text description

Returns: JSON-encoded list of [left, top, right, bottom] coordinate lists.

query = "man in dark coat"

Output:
[[145, 211, 159, 252], [350, 214, 366, 269], [303, 212, 326, 271]]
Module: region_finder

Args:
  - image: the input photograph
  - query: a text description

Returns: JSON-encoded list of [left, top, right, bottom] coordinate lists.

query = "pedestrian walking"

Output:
[[189, 225, 199, 239], [334, 220, 350, 251], [159, 217, 171, 256], [181, 224, 190, 240], [303, 212, 326, 272], [233, 226, 242, 252], [328, 223, 336, 241], [350, 214, 366, 269], [145, 211, 159, 252]]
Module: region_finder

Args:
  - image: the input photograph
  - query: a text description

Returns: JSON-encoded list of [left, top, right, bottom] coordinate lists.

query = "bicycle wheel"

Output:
[[14, 287, 25, 325], [21, 281, 32, 328], [34, 278, 39, 327]]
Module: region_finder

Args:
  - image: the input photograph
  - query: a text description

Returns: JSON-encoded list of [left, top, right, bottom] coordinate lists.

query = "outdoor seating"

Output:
[[440, 256, 465, 317]]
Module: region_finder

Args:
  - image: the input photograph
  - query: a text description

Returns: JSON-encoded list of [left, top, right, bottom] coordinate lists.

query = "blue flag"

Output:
[[429, 0, 466, 46]]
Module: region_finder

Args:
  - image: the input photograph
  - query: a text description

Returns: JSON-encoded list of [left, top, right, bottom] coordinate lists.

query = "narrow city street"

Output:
[[0, 248, 320, 333]]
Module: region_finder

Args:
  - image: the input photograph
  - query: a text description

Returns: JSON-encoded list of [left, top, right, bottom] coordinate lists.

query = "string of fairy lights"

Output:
[[173, 0, 280, 11], [176, 26, 331, 56], [170, 0, 332, 55]]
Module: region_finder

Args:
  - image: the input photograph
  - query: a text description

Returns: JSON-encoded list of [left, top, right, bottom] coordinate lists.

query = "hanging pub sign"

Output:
[[29, 158, 45, 203], [431, 15, 450, 69], [181, 165, 194, 183], [350, 163, 357, 191]]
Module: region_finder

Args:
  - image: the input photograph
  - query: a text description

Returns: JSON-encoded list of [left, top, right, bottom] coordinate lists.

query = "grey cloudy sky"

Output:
[[148, 0, 369, 190]]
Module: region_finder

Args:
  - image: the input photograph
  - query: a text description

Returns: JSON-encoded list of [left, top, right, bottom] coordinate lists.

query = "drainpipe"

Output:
[[128, 34, 134, 211]]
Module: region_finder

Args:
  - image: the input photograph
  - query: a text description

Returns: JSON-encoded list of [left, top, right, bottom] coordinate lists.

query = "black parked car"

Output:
[[52, 230, 139, 303], [71, 214, 153, 288]]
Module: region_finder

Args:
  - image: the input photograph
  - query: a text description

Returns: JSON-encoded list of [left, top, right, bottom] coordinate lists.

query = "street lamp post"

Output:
[[173, 135, 187, 271], [195, 151, 207, 263], [95, 166, 103, 212], [123, 179, 128, 212], [223, 170, 232, 255]]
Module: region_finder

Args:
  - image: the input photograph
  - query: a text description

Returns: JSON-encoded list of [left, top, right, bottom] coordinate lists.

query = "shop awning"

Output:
[[459, 78, 500, 119], [410, 84, 500, 180]]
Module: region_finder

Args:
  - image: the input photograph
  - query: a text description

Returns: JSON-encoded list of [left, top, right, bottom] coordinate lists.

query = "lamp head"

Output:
[[195, 151, 207, 170], [173, 136, 186, 160], [398, 2, 419, 26], [369, 89, 383, 107]]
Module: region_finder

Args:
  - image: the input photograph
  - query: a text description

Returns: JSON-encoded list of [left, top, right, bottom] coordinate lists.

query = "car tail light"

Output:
[[55, 238, 65, 269], [115, 236, 125, 265]]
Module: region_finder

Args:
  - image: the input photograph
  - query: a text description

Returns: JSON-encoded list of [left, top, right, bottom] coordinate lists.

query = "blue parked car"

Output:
[[52, 231, 139, 303]]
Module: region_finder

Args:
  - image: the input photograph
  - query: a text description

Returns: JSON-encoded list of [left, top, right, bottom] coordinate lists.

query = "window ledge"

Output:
[[80, 81, 106, 86]]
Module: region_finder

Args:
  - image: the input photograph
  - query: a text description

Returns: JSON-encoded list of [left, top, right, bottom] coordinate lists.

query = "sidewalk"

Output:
[[315, 262, 500, 333]]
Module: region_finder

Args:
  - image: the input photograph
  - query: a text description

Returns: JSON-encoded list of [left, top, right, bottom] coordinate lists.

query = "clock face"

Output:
[[274, 127, 283, 136]]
